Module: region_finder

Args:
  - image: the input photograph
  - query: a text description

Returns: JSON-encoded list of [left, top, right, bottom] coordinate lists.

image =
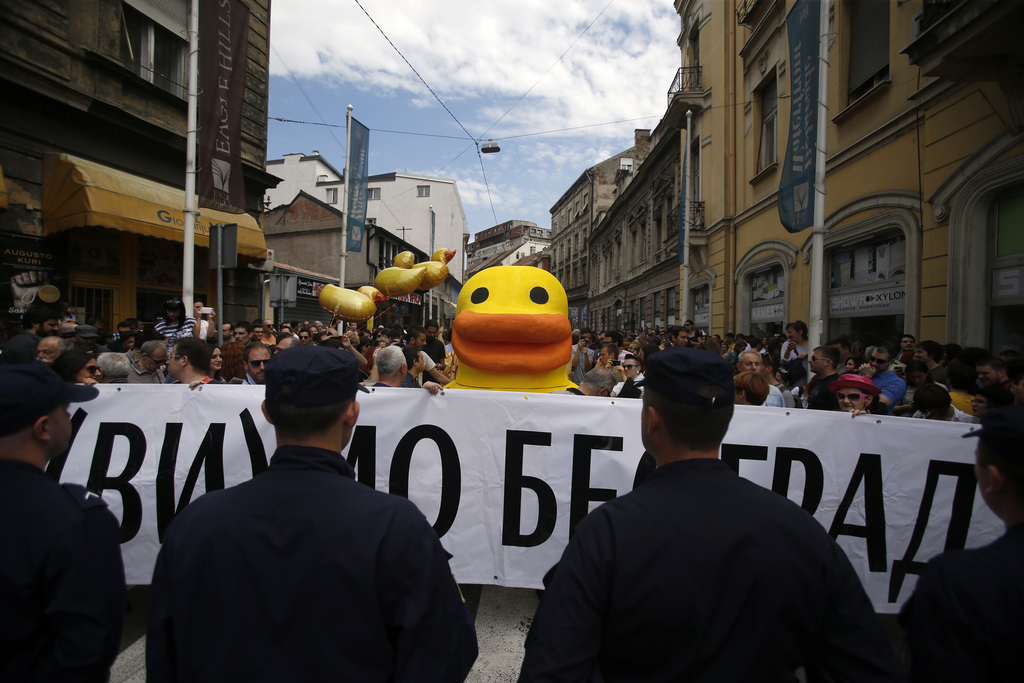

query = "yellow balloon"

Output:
[[374, 267, 425, 297], [393, 251, 417, 269], [318, 285, 379, 322], [414, 261, 448, 289]]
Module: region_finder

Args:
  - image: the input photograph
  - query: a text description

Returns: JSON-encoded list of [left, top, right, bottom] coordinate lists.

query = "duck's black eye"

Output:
[[471, 287, 489, 304], [530, 287, 549, 305]]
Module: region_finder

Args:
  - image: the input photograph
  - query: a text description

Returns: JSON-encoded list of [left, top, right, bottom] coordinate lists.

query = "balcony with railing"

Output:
[[666, 66, 703, 107], [736, 0, 766, 26], [690, 201, 705, 231]]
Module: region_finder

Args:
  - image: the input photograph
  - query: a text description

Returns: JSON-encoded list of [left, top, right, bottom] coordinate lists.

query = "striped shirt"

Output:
[[155, 316, 196, 348]]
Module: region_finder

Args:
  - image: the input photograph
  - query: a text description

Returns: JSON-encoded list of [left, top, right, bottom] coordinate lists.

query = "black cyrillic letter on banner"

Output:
[[829, 453, 887, 572], [87, 423, 146, 543], [390, 425, 461, 537], [888, 460, 976, 603], [570, 435, 620, 536], [502, 430, 556, 548]]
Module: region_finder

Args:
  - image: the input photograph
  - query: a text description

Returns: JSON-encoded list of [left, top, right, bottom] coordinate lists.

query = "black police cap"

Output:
[[0, 364, 98, 437], [264, 345, 369, 407], [962, 405, 1024, 464], [635, 346, 735, 409]]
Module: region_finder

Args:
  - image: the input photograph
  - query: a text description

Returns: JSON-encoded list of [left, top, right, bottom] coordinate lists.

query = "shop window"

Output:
[[848, 0, 889, 101], [120, 2, 187, 98], [758, 77, 778, 173], [70, 286, 115, 330], [827, 234, 906, 345], [693, 286, 711, 329], [750, 266, 785, 336], [68, 228, 121, 276], [989, 192, 1024, 351]]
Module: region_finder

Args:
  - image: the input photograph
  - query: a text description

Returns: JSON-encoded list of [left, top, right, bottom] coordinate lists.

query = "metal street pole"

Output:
[[807, 0, 830, 367], [340, 104, 353, 289], [217, 224, 224, 346], [681, 109, 693, 326], [182, 0, 199, 313]]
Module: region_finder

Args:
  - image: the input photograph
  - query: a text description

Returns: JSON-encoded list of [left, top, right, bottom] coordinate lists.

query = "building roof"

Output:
[[274, 262, 341, 283]]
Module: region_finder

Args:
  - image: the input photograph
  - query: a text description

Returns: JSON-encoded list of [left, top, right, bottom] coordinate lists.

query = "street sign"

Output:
[[269, 274, 297, 308], [208, 223, 238, 269]]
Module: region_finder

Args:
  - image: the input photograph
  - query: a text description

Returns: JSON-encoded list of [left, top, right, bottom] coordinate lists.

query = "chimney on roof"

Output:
[[312, 150, 320, 156]]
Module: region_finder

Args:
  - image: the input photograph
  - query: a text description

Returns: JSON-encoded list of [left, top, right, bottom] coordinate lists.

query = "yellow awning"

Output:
[[41, 153, 267, 260], [0, 162, 8, 212]]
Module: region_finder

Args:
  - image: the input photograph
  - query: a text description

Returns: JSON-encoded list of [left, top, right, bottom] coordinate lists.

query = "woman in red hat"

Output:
[[828, 373, 883, 417]]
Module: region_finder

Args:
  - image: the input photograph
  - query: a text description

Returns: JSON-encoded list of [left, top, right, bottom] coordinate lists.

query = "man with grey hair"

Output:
[[372, 346, 407, 387], [96, 352, 131, 383], [36, 336, 73, 366], [579, 367, 616, 397], [127, 340, 167, 384]]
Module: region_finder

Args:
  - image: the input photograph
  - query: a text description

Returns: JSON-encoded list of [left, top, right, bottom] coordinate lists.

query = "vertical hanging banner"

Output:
[[346, 117, 370, 252], [430, 208, 436, 254], [778, 0, 820, 233], [198, 0, 250, 214]]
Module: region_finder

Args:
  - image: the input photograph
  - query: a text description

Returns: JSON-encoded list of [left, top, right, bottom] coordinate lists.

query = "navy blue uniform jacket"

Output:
[[146, 444, 478, 682], [0, 460, 126, 682], [900, 524, 1024, 682], [519, 458, 902, 682]]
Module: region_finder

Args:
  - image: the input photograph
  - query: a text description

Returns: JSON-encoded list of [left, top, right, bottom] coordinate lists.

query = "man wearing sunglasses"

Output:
[[242, 342, 272, 385], [858, 344, 906, 415], [806, 346, 841, 411]]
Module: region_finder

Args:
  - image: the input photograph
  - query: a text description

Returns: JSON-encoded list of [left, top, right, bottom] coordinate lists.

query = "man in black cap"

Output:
[[0, 364, 126, 680], [519, 347, 901, 682], [147, 345, 477, 682], [899, 405, 1024, 682]]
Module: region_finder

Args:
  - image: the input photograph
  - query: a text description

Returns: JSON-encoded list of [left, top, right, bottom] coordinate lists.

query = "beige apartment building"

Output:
[[664, 0, 1023, 349]]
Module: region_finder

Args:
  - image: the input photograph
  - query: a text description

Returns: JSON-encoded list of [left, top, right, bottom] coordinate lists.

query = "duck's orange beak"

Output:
[[444, 249, 456, 263], [452, 310, 571, 372]]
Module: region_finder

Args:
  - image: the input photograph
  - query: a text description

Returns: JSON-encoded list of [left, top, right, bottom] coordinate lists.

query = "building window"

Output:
[[326, 188, 338, 204], [367, 188, 381, 200], [417, 185, 430, 198], [758, 77, 778, 172], [848, 0, 890, 101], [120, 3, 187, 98]]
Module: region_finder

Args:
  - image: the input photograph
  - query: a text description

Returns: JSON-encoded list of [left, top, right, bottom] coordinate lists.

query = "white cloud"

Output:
[[269, 0, 680, 141]]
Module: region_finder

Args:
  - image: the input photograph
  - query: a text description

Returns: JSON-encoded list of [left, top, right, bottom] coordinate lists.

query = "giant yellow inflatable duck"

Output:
[[447, 266, 576, 392]]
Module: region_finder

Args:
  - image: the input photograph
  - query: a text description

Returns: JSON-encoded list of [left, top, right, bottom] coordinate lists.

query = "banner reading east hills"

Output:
[[198, 0, 250, 214], [346, 117, 370, 252], [778, 0, 819, 233]]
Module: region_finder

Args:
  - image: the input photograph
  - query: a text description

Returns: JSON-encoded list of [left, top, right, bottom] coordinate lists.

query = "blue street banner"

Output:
[[778, 0, 820, 233], [678, 150, 688, 265], [347, 117, 370, 252]]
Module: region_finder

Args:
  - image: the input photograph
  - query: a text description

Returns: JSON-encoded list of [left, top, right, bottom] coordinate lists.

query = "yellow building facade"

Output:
[[670, 0, 1024, 350]]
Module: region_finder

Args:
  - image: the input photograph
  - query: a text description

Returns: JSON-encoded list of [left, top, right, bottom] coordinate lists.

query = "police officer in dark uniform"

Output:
[[519, 347, 902, 682], [0, 363, 126, 681], [900, 405, 1024, 682], [147, 345, 478, 682]]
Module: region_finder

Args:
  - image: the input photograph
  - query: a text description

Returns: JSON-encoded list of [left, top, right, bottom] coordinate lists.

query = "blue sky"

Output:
[[265, 0, 681, 238]]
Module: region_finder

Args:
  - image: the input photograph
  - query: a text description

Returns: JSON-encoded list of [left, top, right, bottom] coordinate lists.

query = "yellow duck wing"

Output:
[[414, 261, 449, 289]]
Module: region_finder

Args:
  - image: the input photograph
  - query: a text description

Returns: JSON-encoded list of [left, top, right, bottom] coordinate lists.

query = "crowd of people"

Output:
[[566, 319, 1024, 420], [1, 301, 1022, 422]]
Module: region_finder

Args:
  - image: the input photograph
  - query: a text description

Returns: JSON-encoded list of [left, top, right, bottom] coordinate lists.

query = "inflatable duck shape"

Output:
[[374, 249, 456, 296], [447, 266, 576, 392], [414, 248, 457, 289], [318, 285, 387, 322]]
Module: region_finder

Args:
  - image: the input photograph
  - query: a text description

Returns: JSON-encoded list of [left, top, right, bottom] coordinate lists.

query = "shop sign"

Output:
[[751, 302, 785, 322], [830, 286, 905, 316], [1, 234, 68, 319], [391, 292, 422, 305], [296, 277, 329, 299], [992, 265, 1022, 300]]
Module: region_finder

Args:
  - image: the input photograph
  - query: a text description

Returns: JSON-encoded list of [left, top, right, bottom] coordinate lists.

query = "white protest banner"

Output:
[[51, 385, 1000, 613]]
